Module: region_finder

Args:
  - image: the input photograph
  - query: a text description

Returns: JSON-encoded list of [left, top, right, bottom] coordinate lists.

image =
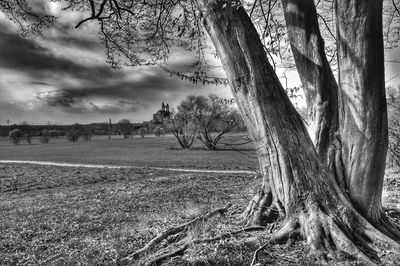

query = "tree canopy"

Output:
[[174, 94, 241, 150], [2, 1, 398, 78]]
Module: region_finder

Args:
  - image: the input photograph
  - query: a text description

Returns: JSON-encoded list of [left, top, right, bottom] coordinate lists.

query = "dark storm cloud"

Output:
[[119, 99, 141, 105], [0, 21, 122, 81], [37, 90, 80, 108], [28, 81, 52, 86], [0, 13, 230, 124], [31, 64, 193, 116], [36, 90, 142, 114], [89, 101, 140, 114], [0, 19, 187, 103], [51, 35, 101, 50], [34, 68, 187, 105], [35, 90, 88, 113]]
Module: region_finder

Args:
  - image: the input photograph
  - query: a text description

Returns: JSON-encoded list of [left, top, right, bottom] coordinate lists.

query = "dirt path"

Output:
[[0, 160, 255, 174]]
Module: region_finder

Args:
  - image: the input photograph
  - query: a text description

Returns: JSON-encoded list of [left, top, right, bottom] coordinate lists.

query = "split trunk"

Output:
[[197, 0, 400, 262]]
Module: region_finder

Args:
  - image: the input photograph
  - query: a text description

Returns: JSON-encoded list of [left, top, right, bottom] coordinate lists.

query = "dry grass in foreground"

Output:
[[0, 164, 399, 265]]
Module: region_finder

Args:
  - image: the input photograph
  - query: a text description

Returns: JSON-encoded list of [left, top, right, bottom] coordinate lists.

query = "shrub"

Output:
[[154, 127, 166, 138], [24, 134, 32, 144], [81, 128, 92, 141], [39, 137, 49, 143], [40, 129, 51, 144], [9, 129, 22, 145], [48, 130, 59, 138], [118, 119, 133, 139], [66, 130, 80, 142], [139, 127, 146, 138]]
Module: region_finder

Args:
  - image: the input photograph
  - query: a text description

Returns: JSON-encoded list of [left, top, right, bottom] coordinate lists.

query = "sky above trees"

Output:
[[0, 0, 399, 125], [0, 1, 233, 125]]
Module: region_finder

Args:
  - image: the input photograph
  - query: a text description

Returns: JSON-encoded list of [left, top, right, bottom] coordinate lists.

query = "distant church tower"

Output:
[[152, 102, 173, 127]]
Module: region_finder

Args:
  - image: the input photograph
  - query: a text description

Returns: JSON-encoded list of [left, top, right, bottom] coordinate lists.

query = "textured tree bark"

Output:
[[281, 0, 339, 170], [197, 0, 349, 224], [196, 0, 400, 262], [198, 0, 321, 216], [335, 0, 388, 222]]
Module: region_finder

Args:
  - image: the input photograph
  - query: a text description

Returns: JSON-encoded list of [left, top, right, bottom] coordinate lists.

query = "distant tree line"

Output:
[[1, 121, 149, 145], [0, 122, 146, 139]]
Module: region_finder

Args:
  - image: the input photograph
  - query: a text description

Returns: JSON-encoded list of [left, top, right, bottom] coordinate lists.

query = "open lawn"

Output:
[[1, 134, 400, 265], [0, 135, 258, 171], [0, 164, 260, 265], [1, 164, 399, 265]]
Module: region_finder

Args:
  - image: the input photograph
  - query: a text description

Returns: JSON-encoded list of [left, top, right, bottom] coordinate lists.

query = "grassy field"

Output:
[[0, 164, 261, 265], [1, 134, 400, 265], [0, 134, 258, 171], [1, 163, 399, 265]]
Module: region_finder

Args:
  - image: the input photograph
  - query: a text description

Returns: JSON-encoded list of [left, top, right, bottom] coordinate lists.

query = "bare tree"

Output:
[[108, 118, 112, 140], [66, 130, 79, 142], [138, 127, 146, 138], [81, 128, 92, 141], [171, 111, 197, 149], [40, 129, 50, 144], [48, 130, 59, 138], [177, 94, 239, 150], [9, 129, 22, 145], [118, 119, 133, 139], [154, 127, 165, 138]]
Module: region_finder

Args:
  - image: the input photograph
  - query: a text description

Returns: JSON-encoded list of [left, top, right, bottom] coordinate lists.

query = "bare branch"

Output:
[[393, 0, 400, 16]]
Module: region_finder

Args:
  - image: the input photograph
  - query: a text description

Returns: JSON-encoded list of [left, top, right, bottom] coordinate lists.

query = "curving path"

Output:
[[0, 160, 255, 174]]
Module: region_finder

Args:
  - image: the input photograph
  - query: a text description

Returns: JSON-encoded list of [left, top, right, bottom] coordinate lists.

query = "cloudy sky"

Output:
[[0, 2, 235, 125], [0, 1, 399, 125]]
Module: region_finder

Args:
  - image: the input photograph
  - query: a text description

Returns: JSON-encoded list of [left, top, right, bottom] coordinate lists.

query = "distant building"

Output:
[[132, 102, 175, 134], [151, 102, 174, 129]]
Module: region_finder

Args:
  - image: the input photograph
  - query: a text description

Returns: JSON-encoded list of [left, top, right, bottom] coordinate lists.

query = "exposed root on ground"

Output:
[[245, 199, 400, 266], [143, 225, 266, 266], [121, 203, 233, 263], [250, 219, 299, 266], [122, 201, 400, 266], [297, 203, 400, 266]]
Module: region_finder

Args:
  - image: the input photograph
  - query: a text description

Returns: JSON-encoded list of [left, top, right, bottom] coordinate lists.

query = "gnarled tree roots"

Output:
[[121, 202, 400, 266]]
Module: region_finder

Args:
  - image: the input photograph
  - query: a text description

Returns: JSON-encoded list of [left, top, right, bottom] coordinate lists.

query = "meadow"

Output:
[[0, 134, 258, 171], [0, 164, 261, 265], [0, 134, 399, 265]]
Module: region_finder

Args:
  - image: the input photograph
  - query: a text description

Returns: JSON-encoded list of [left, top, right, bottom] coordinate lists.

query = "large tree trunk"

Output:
[[199, 0, 321, 217], [197, 0, 400, 262], [335, 0, 388, 223], [282, 0, 389, 225], [281, 0, 339, 169]]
